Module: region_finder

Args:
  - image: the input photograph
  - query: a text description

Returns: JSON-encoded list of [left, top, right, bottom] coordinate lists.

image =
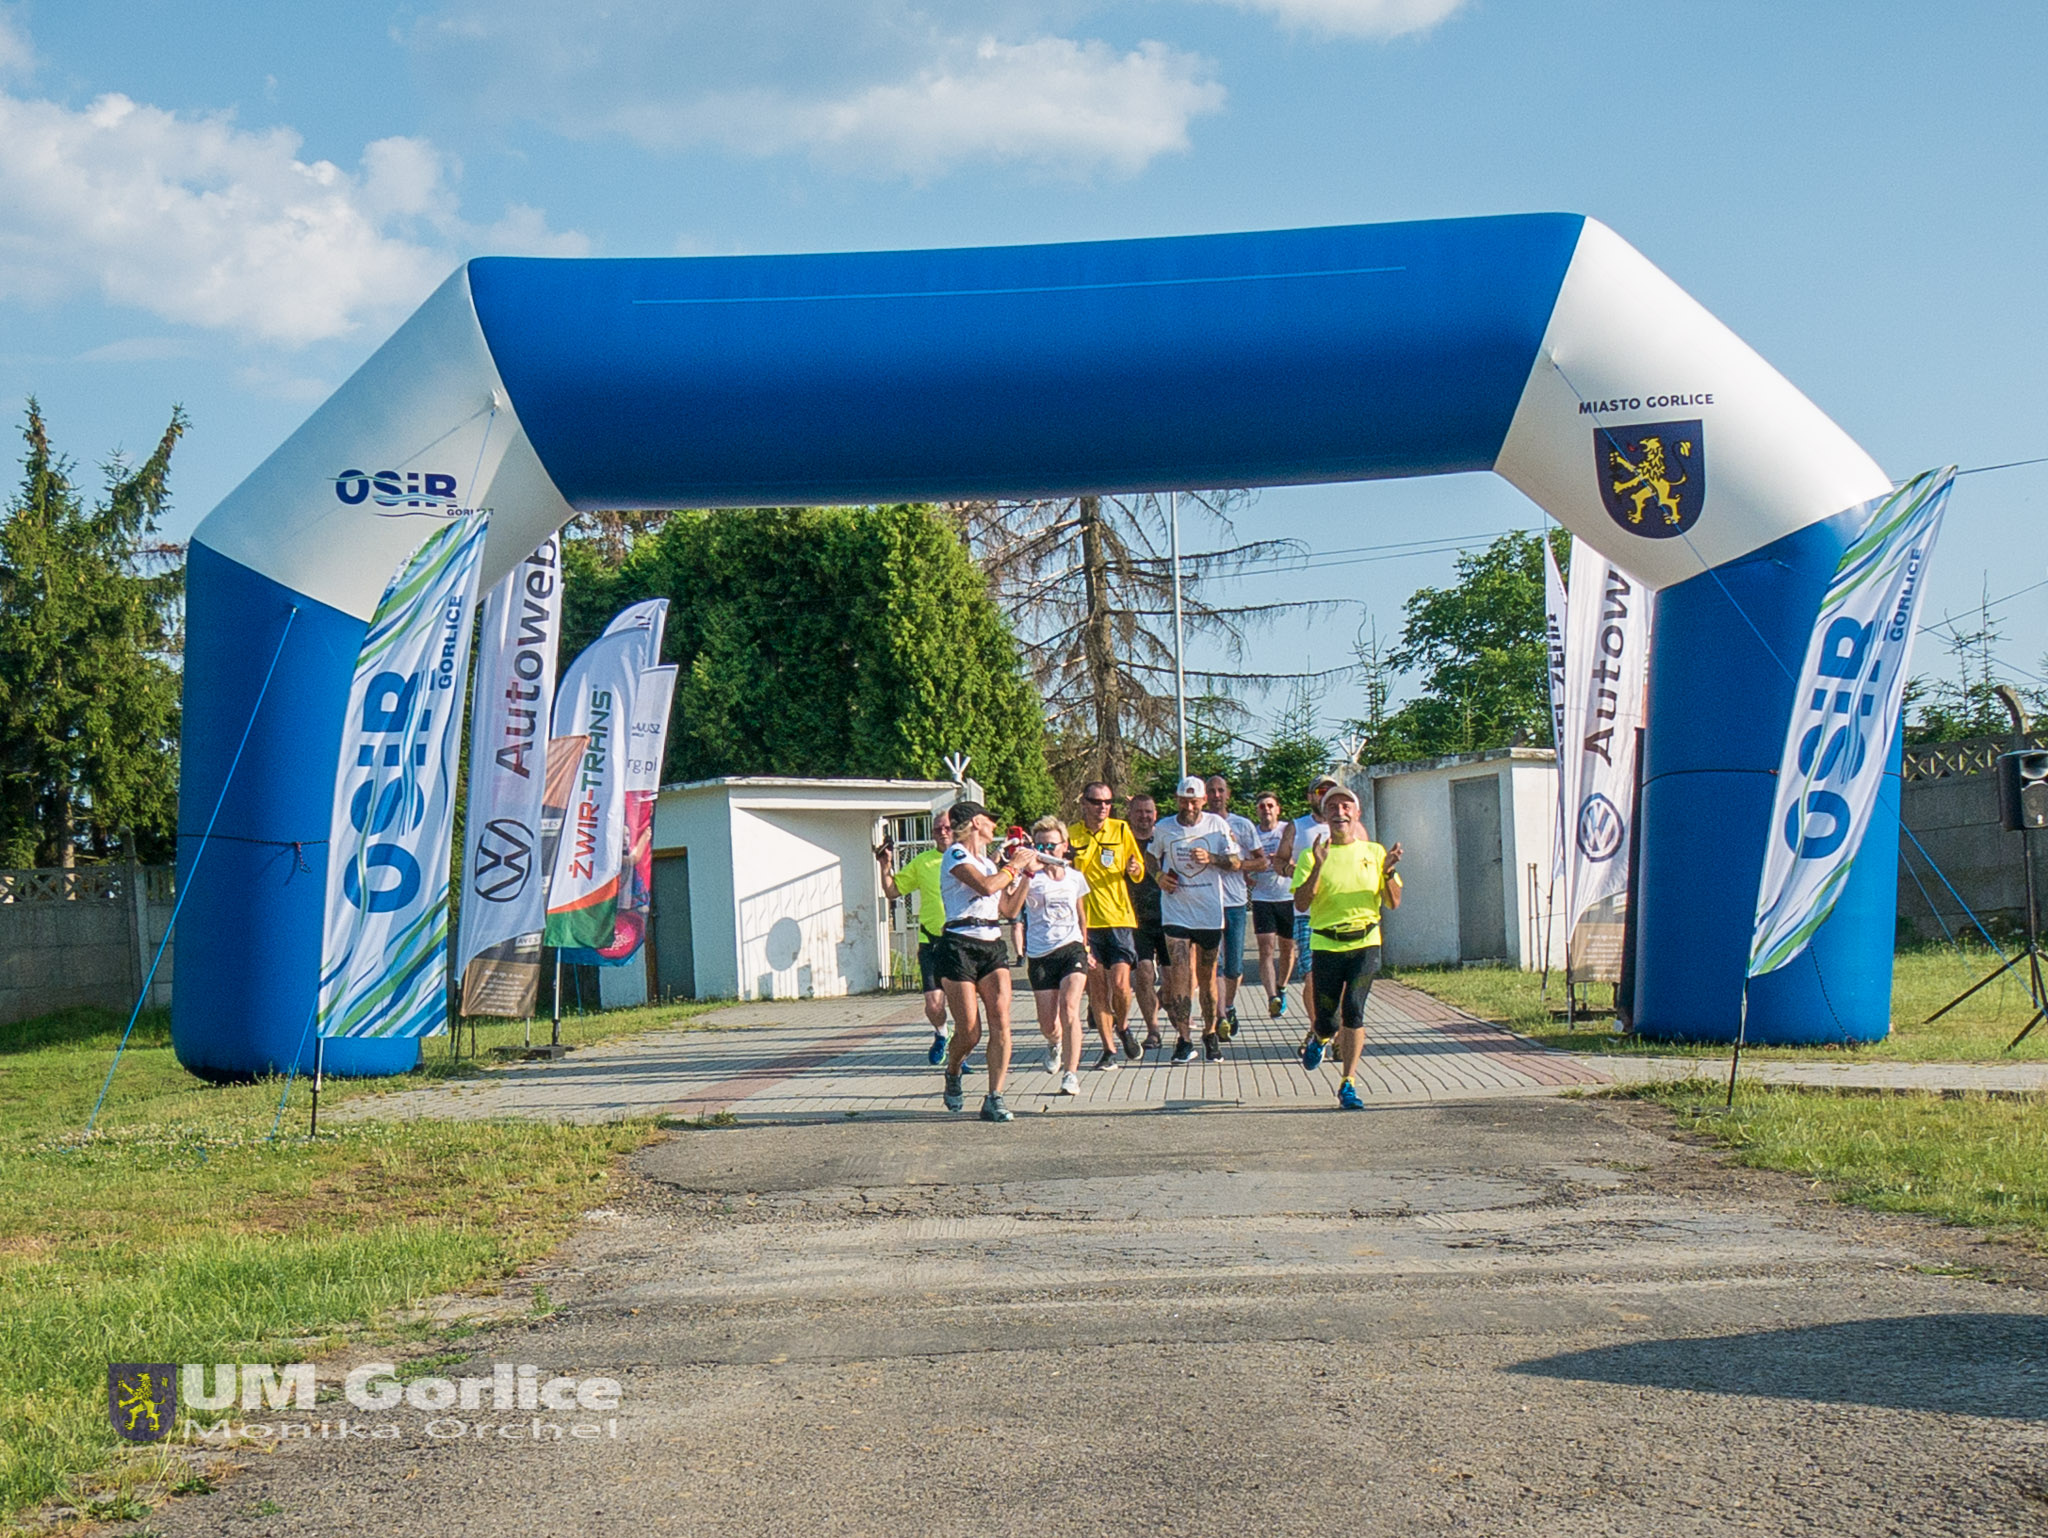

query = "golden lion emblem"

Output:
[[1607, 435, 1693, 527]]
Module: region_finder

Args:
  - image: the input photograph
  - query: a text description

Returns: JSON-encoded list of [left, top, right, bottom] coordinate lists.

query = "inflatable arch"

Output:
[[175, 214, 1899, 1079]]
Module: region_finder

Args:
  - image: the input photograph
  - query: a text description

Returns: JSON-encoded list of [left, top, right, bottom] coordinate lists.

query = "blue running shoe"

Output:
[[1301, 1034, 1327, 1072], [943, 1070, 965, 1112], [1337, 1078, 1365, 1111], [927, 1031, 948, 1066]]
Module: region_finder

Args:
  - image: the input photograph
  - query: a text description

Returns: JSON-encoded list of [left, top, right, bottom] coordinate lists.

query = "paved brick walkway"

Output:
[[352, 978, 1612, 1125]]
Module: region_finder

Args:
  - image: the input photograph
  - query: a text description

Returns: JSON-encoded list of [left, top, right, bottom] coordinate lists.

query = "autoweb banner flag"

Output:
[[1544, 536, 1569, 887], [1750, 468, 1954, 978], [544, 600, 668, 951], [456, 537, 563, 982], [318, 513, 490, 1038], [1559, 549, 1652, 942]]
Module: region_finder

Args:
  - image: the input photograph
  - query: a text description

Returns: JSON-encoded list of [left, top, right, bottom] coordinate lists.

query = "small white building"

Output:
[[597, 776, 957, 1008], [1337, 748, 1563, 972]]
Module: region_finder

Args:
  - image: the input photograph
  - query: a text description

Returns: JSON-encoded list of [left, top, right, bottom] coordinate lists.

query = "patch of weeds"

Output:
[[168, 1474, 216, 1496], [252, 1496, 285, 1515], [84, 1492, 152, 1520], [659, 1110, 737, 1130], [529, 1285, 554, 1318]]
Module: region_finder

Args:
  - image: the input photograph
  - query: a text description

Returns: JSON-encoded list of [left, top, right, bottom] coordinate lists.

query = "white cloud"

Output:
[[0, 9, 32, 78], [612, 36, 1224, 178], [0, 81, 586, 345], [1210, 0, 1467, 39], [408, 5, 1223, 178]]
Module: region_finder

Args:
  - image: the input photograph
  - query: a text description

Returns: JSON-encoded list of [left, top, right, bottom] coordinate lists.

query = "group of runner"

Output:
[[881, 772, 1403, 1122]]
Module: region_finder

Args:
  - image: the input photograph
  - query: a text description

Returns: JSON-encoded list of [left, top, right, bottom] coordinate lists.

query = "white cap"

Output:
[[1175, 774, 1208, 799]]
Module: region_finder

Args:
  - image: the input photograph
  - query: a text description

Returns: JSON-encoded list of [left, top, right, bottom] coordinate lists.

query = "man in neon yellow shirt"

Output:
[[879, 807, 957, 1065], [1291, 787, 1402, 1110], [1067, 781, 1146, 1066]]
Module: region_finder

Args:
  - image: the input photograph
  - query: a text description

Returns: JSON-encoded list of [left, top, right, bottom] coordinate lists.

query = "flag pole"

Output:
[[1726, 976, 1749, 1108], [309, 1035, 325, 1136], [1170, 490, 1188, 781]]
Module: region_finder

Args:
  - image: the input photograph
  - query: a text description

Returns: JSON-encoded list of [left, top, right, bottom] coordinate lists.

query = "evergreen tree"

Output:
[[0, 401, 185, 867], [560, 505, 1056, 819]]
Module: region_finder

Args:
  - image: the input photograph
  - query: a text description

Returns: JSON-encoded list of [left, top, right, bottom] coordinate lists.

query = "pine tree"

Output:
[[0, 401, 186, 866], [952, 492, 1332, 795]]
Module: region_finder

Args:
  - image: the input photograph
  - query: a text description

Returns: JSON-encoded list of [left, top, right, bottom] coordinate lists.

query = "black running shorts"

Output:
[[1027, 942, 1089, 992], [1251, 899, 1295, 937], [1162, 924, 1224, 952], [1087, 927, 1137, 969], [917, 936, 944, 994], [937, 932, 1010, 985], [1133, 926, 1170, 967]]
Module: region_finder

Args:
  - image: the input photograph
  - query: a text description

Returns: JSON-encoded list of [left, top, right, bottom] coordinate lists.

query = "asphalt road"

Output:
[[135, 1096, 2048, 1537]]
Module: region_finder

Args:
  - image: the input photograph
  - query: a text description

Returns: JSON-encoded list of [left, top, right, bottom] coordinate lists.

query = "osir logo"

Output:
[[473, 818, 537, 902], [1595, 420, 1704, 538]]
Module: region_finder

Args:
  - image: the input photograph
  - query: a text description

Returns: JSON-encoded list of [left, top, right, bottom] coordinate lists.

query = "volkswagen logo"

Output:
[[473, 819, 535, 901], [1575, 793, 1625, 863]]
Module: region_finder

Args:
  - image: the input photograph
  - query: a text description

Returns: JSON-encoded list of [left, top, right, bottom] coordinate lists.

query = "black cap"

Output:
[[949, 799, 990, 826]]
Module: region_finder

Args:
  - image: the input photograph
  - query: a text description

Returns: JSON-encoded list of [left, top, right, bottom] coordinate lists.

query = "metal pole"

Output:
[[309, 1034, 325, 1136], [1170, 490, 1188, 780], [1726, 977, 1749, 1108], [552, 951, 564, 1049], [2010, 826, 2046, 1050]]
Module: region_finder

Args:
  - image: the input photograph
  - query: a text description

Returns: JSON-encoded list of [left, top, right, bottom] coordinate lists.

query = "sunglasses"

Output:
[[1033, 842, 1062, 853], [1081, 796, 1112, 806]]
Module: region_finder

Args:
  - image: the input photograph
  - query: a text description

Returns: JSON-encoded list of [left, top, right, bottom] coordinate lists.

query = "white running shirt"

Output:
[[1022, 867, 1087, 957], [1147, 812, 1242, 932], [940, 845, 1004, 940], [1216, 811, 1259, 909], [1247, 823, 1291, 903]]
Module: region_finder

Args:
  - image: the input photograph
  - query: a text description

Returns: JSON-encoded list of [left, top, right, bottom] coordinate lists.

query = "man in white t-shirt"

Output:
[[1148, 774, 1243, 1063], [1205, 773, 1264, 1040]]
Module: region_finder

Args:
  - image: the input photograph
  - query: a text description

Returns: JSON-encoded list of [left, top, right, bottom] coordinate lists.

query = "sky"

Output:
[[1, 0, 2043, 746]]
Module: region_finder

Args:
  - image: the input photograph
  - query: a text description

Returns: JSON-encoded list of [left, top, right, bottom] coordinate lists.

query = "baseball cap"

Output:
[[948, 799, 990, 825], [1175, 774, 1207, 799], [1310, 773, 1340, 790]]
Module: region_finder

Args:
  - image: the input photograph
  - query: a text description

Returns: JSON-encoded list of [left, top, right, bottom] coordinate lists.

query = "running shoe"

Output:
[[1301, 1034, 1327, 1072], [1269, 993, 1285, 1018], [1337, 1078, 1365, 1111], [1120, 1026, 1142, 1060], [943, 1070, 965, 1112], [1169, 1038, 1197, 1064], [1143, 1027, 1163, 1051], [980, 1093, 1013, 1123], [1222, 1007, 1238, 1039], [926, 1031, 948, 1066], [1203, 1031, 1223, 1062], [1094, 1049, 1119, 1071], [1059, 1072, 1080, 1097], [1045, 1043, 1060, 1076]]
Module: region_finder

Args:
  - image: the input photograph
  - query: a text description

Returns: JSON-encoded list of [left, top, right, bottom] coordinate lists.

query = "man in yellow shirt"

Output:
[[878, 807, 958, 1066], [1291, 787, 1402, 1110], [1068, 781, 1147, 1065]]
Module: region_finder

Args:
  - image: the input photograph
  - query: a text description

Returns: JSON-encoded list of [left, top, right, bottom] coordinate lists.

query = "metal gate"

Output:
[[882, 812, 935, 990]]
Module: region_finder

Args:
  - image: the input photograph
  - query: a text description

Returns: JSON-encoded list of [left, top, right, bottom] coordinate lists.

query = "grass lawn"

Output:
[[1624, 1080, 2048, 1255], [0, 995, 712, 1532], [1392, 944, 2048, 1061]]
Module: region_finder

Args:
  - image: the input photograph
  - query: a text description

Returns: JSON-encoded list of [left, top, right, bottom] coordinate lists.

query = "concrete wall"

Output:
[[0, 865, 175, 1026], [1897, 756, 2048, 941], [651, 790, 740, 1000], [1336, 749, 1560, 972]]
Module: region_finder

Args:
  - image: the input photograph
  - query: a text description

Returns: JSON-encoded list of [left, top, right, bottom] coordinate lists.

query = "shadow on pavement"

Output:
[[1511, 1312, 2048, 1419]]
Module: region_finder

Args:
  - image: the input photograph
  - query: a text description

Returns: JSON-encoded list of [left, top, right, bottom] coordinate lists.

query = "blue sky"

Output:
[[1, 0, 2043, 741]]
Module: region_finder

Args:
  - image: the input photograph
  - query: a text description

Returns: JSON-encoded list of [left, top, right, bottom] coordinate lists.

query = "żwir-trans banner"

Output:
[[318, 514, 490, 1038]]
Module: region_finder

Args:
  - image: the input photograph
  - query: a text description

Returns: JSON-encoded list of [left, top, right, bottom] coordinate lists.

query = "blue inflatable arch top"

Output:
[[176, 213, 1898, 1078]]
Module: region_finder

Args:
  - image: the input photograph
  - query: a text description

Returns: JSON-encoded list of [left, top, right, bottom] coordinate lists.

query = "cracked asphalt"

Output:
[[133, 1096, 2048, 1537]]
